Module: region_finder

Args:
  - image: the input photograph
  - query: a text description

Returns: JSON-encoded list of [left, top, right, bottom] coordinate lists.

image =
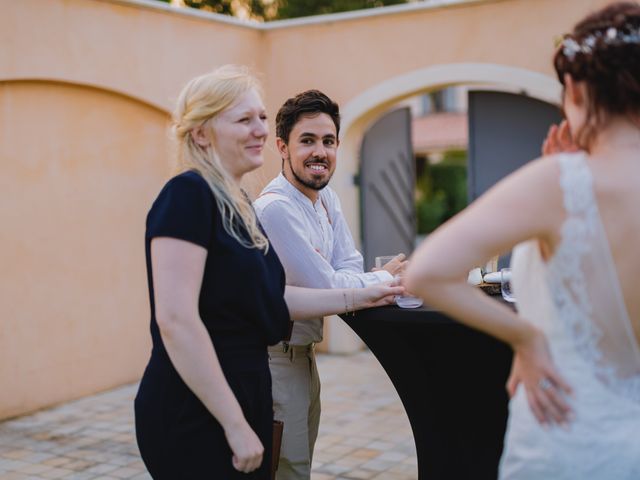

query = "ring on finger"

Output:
[[538, 378, 553, 391]]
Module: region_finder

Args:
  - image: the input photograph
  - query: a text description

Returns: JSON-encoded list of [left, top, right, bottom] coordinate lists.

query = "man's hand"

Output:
[[377, 253, 408, 277], [542, 120, 580, 156]]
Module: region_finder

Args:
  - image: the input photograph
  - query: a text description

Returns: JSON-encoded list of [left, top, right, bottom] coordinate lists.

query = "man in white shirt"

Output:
[[254, 90, 405, 480]]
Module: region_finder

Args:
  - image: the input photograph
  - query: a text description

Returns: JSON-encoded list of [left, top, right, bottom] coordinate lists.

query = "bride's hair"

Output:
[[554, 2, 640, 148]]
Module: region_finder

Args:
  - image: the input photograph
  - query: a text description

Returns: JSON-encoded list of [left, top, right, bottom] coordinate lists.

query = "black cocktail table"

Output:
[[340, 303, 513, 480]]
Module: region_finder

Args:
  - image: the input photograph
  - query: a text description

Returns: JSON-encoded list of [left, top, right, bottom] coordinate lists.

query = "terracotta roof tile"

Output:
[[412, 112, 468, 153]]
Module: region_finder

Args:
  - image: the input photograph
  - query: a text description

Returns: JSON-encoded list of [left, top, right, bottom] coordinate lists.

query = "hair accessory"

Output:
[[561, 23, 640, 61]]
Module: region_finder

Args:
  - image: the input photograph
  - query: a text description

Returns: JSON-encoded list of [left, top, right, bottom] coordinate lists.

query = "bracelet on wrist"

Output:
[[343, 291, 350, 315]]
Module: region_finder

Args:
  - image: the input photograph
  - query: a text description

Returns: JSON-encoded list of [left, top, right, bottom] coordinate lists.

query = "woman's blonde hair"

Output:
[[172, 65, 269, 252]]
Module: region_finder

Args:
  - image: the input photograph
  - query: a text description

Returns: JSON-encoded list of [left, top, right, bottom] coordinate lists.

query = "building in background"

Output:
[[0, 0, 604, 419]]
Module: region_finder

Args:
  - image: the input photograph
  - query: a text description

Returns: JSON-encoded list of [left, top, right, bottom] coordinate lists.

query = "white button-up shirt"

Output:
[[254, 173, 392, 345]]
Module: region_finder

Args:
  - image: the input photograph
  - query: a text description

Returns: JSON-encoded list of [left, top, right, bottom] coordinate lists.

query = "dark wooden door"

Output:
[[360, 107, 416, 270]]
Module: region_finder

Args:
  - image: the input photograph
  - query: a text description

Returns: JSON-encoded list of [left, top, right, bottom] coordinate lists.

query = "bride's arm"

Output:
[[405, 156, 572, 425], [406, 157, 561, 343]]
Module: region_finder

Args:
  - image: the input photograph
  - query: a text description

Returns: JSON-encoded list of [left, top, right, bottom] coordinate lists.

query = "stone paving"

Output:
[[0, 351, 417, 480]]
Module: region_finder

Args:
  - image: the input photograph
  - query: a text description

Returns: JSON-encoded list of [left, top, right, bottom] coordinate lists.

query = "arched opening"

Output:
[[335, 63, 562, 260], [324, 64, 561, 353]]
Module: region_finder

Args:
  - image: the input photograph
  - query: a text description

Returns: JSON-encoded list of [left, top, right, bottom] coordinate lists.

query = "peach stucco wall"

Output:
[[0, 80, 171, 418], [1, 0, 612, 418]]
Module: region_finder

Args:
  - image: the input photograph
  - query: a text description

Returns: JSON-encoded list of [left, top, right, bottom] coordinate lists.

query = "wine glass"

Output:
[[500, 268, 516, 303]]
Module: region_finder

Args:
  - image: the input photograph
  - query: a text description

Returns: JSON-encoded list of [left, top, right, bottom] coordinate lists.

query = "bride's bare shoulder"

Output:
[[514, 153, 565, 181]]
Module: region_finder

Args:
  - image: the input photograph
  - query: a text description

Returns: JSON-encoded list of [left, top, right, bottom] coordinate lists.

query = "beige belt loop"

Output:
[[268, 342, 314, 362], [290, 346, 296, 363]]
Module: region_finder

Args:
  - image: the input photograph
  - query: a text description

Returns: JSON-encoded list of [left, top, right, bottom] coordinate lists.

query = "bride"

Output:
[[405, 2, 640, 478]]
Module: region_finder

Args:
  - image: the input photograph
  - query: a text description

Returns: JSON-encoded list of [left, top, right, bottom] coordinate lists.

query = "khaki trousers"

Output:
[[268, 344, 321, 480]]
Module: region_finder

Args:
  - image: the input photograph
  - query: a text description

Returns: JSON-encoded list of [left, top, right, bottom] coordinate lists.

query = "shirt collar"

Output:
[[276, 172, 322, 209]]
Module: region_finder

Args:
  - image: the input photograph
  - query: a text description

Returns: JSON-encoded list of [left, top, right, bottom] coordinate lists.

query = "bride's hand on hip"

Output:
[[509, 328, 574, 427]]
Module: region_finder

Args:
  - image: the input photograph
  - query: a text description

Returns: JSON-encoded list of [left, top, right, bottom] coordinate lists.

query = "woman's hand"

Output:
[[352, 283, 405, 310], [542, 120, 580, 156], [507, 328, 573, 427], [224, 422, 264, 473]]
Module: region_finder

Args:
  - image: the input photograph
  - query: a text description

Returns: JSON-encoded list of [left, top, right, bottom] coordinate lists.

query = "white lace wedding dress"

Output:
[[499, 153, 640, 479]]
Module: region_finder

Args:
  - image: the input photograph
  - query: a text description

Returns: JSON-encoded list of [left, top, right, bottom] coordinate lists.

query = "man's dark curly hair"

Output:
[[275, 90, 341, 143]]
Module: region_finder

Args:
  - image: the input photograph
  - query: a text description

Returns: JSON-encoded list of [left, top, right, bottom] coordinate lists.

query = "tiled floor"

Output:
[[310, 352, 417, 480], [0, 351, 417, 480]]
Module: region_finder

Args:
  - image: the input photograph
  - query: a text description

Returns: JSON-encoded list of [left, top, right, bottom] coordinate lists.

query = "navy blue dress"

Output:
[[135, 171, 290, 479]]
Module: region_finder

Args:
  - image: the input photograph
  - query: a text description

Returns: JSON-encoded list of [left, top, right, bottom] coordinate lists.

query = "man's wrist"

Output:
[[372, 270, 394, 282]]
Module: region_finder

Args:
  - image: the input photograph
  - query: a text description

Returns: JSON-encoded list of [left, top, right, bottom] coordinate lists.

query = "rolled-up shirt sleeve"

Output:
[[326, 190, 392, 286], [257, 198, 392, 289]]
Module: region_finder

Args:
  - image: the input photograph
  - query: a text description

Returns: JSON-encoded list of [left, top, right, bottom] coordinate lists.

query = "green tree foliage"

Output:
[[416, 149, 468, 234], [183, 0, 233, 15], [181, 0, 272, 19], [275, 0, 408, 19], [158, 0, 411, 21]]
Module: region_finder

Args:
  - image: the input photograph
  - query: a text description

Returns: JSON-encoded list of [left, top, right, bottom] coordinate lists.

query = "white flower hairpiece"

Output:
[[561, 24, 640, 60]]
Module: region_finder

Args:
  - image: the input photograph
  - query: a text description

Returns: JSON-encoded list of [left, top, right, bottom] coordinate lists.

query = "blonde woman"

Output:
[[406, 2, 640, 478], [134, 66, 402, 479]]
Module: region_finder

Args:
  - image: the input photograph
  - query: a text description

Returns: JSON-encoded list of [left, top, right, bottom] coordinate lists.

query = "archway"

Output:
[[334, 63, 562, 249]]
